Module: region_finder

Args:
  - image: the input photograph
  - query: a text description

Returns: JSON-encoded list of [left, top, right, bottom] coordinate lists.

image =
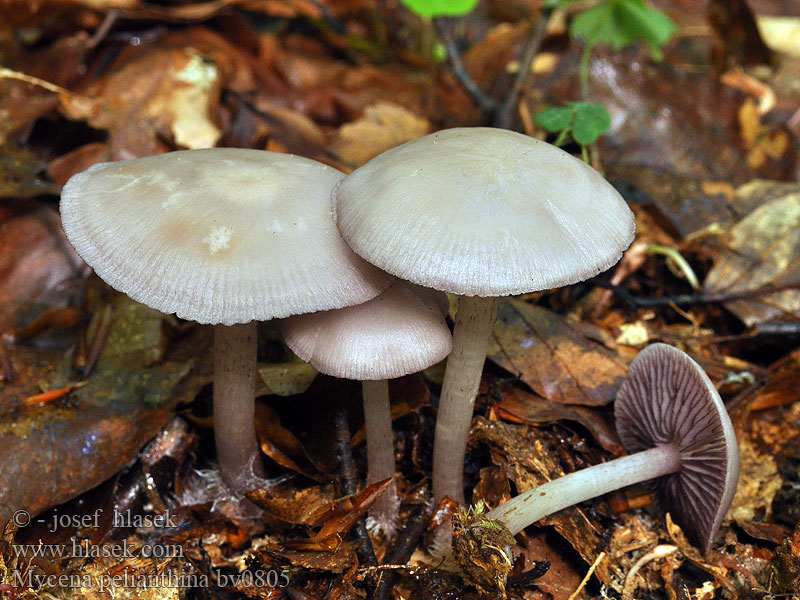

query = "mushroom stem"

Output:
[[363, 379, 399, 530], [486, 443, 682, 535], [433, 295, 500, 505], [213, 322, 265, 492]]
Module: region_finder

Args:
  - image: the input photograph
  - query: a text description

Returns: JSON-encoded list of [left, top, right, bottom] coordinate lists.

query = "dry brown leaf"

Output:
[[750, 348, 800, 410], [488, 379, 623, 453], [0, 201, 85, 333], [330, 102, 429, 168], [703, 181, 800, 326], [63, 45, 223, 157], [727, 437, 782, 523], [488, 299, 629, 406]]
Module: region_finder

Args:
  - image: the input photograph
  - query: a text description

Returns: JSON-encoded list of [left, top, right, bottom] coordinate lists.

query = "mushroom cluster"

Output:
[[60, 128, 737, 560], [333, 127, 636, 505]]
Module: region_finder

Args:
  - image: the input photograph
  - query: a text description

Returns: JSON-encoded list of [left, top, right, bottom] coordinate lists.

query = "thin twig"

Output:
[[433, 18, 497, 114], [568, 551, 606, 600], [494, 16, 548, 129], [87, 9, 120, 50], [374, 506, 431, 600], [591, 280, 800, 310], [334, 407, 378, 567]]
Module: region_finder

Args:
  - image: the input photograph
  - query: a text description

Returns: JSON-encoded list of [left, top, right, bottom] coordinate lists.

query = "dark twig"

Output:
[[591, 280, 800, 310], [334, 407, 378, 567], [433, 18, 497, 114], [0, 337, 14, 383], [374, 505, 431, 600], [494, 16, 548, 129]]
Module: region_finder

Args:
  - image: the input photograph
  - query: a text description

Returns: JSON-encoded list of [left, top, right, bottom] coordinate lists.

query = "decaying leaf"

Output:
[[0, 142, 60, 199], [0, 201, 85, 333], [62, 44, 223, 157], [488, 378, 623, 453], [257, 361, 317, 398], [470, 418, 607, 583], [330, 102, 429, 168], [750, 347, 800, 410], [727, 438, 782, 524], [0, 296, 193, 520], [704, 181, 800, 326], [488, 299, 629, 406], [282, 478, 392, 551]]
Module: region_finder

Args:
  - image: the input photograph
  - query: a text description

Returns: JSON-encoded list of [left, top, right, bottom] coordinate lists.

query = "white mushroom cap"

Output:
[[334, 127, 635, 296], [279, 280, 452, 380], [61, 149, 392, 325]]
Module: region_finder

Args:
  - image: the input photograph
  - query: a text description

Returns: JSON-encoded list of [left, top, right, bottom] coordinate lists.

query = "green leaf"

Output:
[[568, 0, 677, 60], [571, 102, 611, 145], [570, 2, 626, 50], [400, 0, 479, 17], [615, 0, 677, 60], [533, 106, 574, 133]]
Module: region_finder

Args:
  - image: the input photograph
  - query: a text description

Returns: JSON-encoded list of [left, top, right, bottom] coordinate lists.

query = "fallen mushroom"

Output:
[[279, 279, 452, 535], [60, 148, 391, 496], [333, 127, 635, 505], [485, 343, 740, 553]]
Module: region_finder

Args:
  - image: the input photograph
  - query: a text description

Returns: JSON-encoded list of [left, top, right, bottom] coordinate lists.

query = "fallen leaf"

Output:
[[488, 378, 623, 453], [0, 200, 86, 333], [63, 43, 224, 157], [489, 299, 629, 406], [0, 142, 61, 198], [703, 181, 800, 326], [330, 102, 429, 168], [283, 478, 393, 551], [257, 361, 317, 397], [727, 438, 782, 523], [0, 295, 193, 520], [750, 348, 800, 410]]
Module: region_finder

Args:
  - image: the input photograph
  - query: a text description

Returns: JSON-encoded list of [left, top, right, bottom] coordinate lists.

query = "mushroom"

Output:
[[333, 127, 635, 504], [485, 343, 740, 553], [279, 279, 452, 534], [60, 148, 391, 494]]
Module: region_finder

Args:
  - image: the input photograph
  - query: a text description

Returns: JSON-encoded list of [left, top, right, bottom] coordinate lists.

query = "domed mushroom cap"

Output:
[[333, 127, 635, 297], [615, 343, 740, 553], [61, 149, 391, 325], [279, 280, 452, 380]]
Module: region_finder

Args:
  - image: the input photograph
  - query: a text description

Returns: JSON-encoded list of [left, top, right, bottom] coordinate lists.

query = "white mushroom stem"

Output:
[[363, 379, 399, 529], [214, 322, 265, 492], [433, 295, 499, 505], [486, 443, 682, 535]]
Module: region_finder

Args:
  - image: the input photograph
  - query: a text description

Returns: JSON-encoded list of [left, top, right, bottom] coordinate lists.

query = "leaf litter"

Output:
[[0, 0, 798, 598]]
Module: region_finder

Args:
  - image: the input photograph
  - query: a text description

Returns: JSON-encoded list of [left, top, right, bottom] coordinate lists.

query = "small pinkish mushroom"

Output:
[[486, 343, 740, 553], [279, 280, 452, 535]]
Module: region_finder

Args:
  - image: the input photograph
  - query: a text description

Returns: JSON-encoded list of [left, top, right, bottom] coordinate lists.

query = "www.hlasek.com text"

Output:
[[13, 538, 183, 560]]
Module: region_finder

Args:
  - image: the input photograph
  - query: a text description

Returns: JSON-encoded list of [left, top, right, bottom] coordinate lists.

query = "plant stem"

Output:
[[214, 322, 264, 492], [433, 295, 500, 505], [434, 18, 498, 114], [579, 42, 593, 101], [363, 379, 399, 530], [486, 443, 681, 535]]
